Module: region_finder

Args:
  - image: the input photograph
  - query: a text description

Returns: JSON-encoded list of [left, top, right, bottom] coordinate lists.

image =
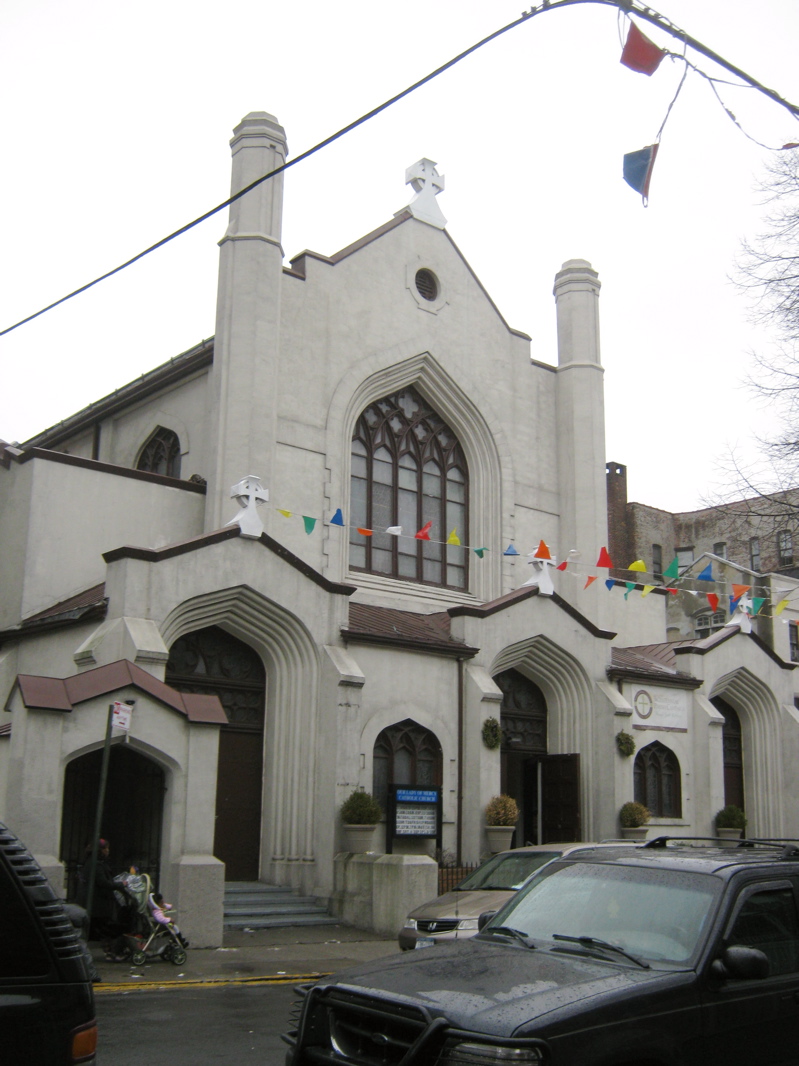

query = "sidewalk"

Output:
[[92, 923, 400, 990]]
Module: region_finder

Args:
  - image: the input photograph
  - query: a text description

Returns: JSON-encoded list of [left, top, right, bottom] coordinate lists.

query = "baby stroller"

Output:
[[118, 873, 188, 966]]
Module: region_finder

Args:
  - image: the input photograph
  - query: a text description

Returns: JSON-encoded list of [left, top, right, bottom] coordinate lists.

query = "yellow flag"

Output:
[[775, 599, 790, 615], [628, 559, 647, 572], [447, 528, 461, 545], [641, 585, 655, 597], [277, 509, 292, 518]]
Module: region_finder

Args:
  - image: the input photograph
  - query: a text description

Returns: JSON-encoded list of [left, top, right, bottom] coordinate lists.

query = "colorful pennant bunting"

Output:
[[386, 526, 402, 536], [596, 547, 614, 568], [584, 575, 597, 589], [330, 508, 345, 526], [620, 21, 666, 75], [303, 516, 316, 535], [697, 563, 713, 582], [628, 560, 646, 572], [623, 143, 659, 205], [663, 557, 680, 580], [707, 593, 719, 612], [356, 527, 372, 536], [415, 521, 432, 541], [732, 584, 751, 599], [504, 544, 520, 556], [534, 540, 552, 560], [447, 529, 461, 546], [605, 579, 615, 591]]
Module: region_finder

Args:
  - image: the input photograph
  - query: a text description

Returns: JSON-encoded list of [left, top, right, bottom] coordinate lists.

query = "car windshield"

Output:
[[457, 851, 562, 891], [486, 861, 720, 964]]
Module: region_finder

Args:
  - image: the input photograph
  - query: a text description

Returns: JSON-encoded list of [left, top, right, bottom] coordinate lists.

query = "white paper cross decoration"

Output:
[[227, 475, 269, 538]]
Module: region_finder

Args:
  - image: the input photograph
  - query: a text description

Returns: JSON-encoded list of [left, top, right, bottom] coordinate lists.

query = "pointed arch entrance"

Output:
[[495, 668, 581, 846], [166, 626, 266, 881], [60, 746, 164, 899], [712, 696, 745, 812]]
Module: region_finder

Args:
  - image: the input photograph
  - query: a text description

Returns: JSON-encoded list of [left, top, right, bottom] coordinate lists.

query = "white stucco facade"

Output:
[[2, 111, 798, 945]]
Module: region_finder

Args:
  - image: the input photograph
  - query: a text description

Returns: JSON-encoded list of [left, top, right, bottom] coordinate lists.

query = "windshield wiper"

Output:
[[485, 926, 535, 946], [551, 934, 650, 969]]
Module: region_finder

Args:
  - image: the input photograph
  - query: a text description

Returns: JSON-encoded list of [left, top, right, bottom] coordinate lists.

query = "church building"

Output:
[[2, 112, 798, 945]]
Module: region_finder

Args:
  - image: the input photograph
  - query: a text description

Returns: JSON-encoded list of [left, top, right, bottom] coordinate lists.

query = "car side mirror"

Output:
[[711, 945, 770, 981], [477, 910, 497, 931]]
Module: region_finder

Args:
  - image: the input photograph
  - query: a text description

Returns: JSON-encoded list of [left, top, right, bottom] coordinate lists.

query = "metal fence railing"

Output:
[[438, 863, 479, 895]]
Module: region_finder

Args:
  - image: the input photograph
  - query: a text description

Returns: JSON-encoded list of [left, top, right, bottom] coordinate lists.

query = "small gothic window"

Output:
[[372, 719, 442, 814], [634, 741, 681, 818], [137, 427, 181, 478], [350, 387, 468, 589]]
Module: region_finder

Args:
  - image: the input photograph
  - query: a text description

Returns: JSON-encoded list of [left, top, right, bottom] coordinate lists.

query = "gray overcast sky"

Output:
[[2, 0, 798, 512]]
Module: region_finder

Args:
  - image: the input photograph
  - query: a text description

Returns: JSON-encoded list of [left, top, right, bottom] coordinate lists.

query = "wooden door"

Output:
[[540, 754, 581, 843]]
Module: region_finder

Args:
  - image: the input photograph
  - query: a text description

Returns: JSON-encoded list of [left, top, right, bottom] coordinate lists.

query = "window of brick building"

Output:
[[676, 547, 694, 572], [749, 537, 761, 571], [651, 543, 663, 579], [790, 622, 799, 664], [713, 542, 727, 558], [778, 530, 794, 568]]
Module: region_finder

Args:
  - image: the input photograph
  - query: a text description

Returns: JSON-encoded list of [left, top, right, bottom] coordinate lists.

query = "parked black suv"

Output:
[[284, 838, 799, 1065], [0, 821, 97, 1063]]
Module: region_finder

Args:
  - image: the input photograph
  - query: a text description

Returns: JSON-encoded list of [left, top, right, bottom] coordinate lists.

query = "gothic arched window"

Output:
[[634, 741, 682, 818], [372, 719, 443, 814], [350, 387, 468, 588], [137, 427, 181, 478]]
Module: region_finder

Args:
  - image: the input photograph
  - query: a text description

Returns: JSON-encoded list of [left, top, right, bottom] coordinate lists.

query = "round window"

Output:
[[415, 269, 439, 302]]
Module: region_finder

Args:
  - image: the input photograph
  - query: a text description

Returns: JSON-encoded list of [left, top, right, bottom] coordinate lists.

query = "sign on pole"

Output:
[[111, 701, 133, 731]]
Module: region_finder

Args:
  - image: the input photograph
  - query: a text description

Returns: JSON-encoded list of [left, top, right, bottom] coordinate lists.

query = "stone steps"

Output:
[[223, 880, 337, 930]]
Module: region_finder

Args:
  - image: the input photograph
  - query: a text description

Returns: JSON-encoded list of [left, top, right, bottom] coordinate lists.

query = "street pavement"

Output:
[[92, 922, 401, 993]]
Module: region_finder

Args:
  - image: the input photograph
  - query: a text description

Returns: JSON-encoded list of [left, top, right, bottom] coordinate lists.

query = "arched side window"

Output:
[[137, 427, 181, 478], [350, 387, 468, 589], [372, 719, 443, 814], [634, 741, 682, 818]]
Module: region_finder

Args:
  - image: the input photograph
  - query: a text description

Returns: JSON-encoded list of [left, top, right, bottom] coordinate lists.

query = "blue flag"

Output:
[[623, 143, 659, 205]]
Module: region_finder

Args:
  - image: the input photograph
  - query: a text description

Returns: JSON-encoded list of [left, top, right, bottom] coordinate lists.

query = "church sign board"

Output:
[[386, 786, 442, 854]]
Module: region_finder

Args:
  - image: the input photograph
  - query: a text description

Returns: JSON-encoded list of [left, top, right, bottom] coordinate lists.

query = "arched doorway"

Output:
[[712, 697, 745, 812], [166, 626, 266, 881], [60, 746, 164, 899], [495, 668, 581, 845]]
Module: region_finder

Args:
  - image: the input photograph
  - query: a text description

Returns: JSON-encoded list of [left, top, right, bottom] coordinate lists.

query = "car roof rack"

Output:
[[641, 835, 799, 858]]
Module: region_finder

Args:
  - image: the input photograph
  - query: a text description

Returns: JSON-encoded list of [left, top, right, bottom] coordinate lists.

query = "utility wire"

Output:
[[3, 0, 799, 339]]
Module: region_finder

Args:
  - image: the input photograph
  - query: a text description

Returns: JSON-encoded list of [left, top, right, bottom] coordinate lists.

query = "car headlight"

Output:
[[439, 1041, 543, 1064], [456, 918, 480, 931], [403, 918, 417, 930]]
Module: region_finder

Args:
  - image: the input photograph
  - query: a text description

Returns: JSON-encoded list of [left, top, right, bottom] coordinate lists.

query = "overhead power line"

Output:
[[2, 0, 798, 340]]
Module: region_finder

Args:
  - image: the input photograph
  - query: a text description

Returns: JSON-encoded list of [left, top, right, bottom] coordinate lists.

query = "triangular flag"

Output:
[[732, 584, 751, 599], [751, 597, 766, 616], [329, 508, 345, 526], [473, 547, 487, 559], [534, 539, 552, 560], [642, 585, 655, 597], [583, 575, 597, 589], [628, 559, 646, 572], [356, 527, 373, 537], [503, 544, 520, 556], [620, 21, 666, 75], [697, 563, 713, 582], [605, 579, 616, 592], [668, 587, 679, 596], [596, 547, 613, 568], [303, 516, 317, 535], [447, 528, 461, 546], [707, 593, 719, 612], [623, 143, 659, 205], [415, 521, 433, 541], [729, 595, 742, 613], [624, 582, 635, 600], [556, 561, 568, 571], [385, 526, 402, 536], [663, 557, 679, 580], [278, 509, 292, 518], [775, 599, 790, 616]]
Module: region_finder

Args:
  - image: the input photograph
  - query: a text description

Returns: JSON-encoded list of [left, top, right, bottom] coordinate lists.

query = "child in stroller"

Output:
[[119, 872, 189, 966]]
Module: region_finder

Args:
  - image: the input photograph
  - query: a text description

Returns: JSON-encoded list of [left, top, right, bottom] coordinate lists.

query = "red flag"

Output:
[[534, 539, 552, 560], [583, 575, 597, 590], [732, 583, 751, 600], [356, 528, 373, 537], [621, 22, 666, 75], [596, 547, 614, 568], [556, 561, 568, 571], [707, 593, 719, 612], [415, 521, 433, 541]]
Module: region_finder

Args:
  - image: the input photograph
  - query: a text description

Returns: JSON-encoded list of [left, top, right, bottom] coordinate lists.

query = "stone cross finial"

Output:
[[521, 553, 556, 596], [401, 158, 447, 229], [227, 475, 269, 538]]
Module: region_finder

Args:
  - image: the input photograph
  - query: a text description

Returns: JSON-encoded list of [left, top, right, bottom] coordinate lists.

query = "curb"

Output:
[[94, 972, 328, 994]]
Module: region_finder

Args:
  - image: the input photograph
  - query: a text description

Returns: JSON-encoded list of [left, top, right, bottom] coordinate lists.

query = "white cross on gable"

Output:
[[520, 552, 556, 596], [227, 474, 269, 538], [402, 158, 447, 229]]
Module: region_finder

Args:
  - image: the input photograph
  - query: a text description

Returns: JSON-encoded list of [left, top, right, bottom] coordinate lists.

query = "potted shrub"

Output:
[[619, 800, 650, 840], [484, 794, 519, 853], [715, 804, 746, 843], [340, 789, 383, 854]]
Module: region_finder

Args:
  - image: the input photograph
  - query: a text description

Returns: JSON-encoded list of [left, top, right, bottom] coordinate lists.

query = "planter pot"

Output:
[[716, 827, 742, 846], [342, 824, 377, 854], [485, 825, 515, 854], [620, 826, 649, 841]]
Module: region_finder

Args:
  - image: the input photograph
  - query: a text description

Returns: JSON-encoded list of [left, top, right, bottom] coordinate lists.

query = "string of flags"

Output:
[[227, 478, 799, 620], [618, 19, 798, 206]]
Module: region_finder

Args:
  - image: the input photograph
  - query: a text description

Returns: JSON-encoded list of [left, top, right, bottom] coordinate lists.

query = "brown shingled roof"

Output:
[[12, 660, 226, 724], [344, 603, 478, 657]]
